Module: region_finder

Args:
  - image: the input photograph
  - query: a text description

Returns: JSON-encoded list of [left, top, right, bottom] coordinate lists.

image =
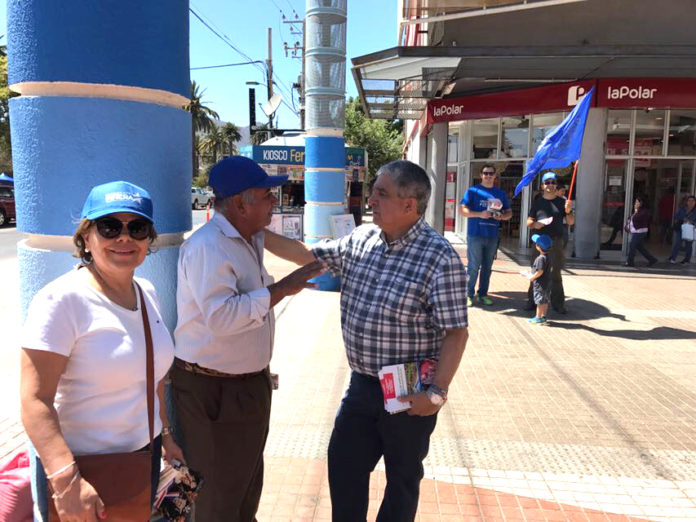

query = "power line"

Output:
[[190, 6, 266, 78], [191, 61, 265, 71]]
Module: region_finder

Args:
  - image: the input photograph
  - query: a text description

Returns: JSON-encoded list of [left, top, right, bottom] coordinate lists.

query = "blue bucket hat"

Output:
[[531, 233, 552, 251], [81, 181, 154, 222], [541, 172, 557, 182], [209, 156, 288, 199]]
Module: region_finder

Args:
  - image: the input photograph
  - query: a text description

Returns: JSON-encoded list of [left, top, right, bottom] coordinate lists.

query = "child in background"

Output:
[[523, 234, 553, 325]]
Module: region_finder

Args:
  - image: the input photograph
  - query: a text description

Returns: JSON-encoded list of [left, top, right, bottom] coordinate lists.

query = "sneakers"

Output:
[[466, 297, 474, 307], [669, 258, 677, 264], [527, 316, 548, 326], [478, 296, 494, 306]]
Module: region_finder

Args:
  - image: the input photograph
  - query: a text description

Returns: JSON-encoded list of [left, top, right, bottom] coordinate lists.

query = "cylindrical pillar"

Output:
[[8, 0, 191, 327], [575, 108, 607, 260], [304, 0, 347, 291], [426, 122, 448, 234]]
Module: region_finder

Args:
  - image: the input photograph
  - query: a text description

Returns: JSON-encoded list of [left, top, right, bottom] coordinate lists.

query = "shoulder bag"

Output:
[[682, 222, 696, 242], [48, 284, 155, 522]]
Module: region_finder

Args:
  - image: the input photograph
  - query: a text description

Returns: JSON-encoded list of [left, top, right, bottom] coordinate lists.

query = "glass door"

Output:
[[600, 160, 628, 251]]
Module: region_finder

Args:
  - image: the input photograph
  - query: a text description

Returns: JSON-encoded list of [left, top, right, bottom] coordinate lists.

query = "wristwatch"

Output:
[[426, 385, 447, 406]]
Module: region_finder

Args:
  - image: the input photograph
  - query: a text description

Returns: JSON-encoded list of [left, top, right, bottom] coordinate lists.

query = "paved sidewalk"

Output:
[[2, 237, 695, 521]]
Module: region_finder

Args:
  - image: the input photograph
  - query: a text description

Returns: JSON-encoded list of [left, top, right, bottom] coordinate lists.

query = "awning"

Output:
[[351, 45, 696, 120]]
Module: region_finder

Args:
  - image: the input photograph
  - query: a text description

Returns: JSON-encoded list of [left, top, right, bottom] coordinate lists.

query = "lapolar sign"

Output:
[[606, 85, 657, 100]]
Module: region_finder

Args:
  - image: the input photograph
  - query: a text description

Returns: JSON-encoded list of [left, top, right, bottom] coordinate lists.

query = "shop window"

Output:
[[447, 132, 459, 163], [472, 118, 498, 159], [531, 113, 564, 153], [500, 116, 529, 159], [600, 160, 628, 250], [606, 110, 632, 155], [668, 109, 696, 156], [634, 109, 666, 156]]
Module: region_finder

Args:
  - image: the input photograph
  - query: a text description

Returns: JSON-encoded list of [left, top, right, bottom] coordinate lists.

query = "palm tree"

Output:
[[250, 123, 271, 146], [201, 126, 226, 165], [221, 122, 242, 156], [184, 81, 219, 177]]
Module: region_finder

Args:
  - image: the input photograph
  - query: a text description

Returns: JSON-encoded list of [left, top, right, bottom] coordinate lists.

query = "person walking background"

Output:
[[668, 194, 696, 264], [459, 164, 512, 306], [624, 195, 658, 267], [20, 181, 184, 521]]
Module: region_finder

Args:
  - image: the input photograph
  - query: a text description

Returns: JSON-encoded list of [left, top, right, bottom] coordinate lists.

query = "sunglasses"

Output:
[[543, 180, 557, 185], [95, 217, 153, 240], [481, 171, 496, 176]]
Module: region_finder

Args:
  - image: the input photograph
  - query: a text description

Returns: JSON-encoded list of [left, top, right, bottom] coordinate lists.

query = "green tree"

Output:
[[344, 97, 403, 186], [184, 81, 219, 177], [250, 123, 271, 146], [221, 122, 242, 156], [200, 125, 225, 165]]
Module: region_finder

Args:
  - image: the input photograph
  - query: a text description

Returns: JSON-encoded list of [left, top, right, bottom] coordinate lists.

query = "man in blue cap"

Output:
[[526, 172, 574, 314], [172, 156, 324, 521]]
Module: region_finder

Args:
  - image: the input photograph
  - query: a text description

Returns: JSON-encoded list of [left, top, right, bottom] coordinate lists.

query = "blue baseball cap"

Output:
[[209, 156, 288, 199], [81, 181, 153, 222], [541, 172, 557, 182], [531, 233, 552, 251]]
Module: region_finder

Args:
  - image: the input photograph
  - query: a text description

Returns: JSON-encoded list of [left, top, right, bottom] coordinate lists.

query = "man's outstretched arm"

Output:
[[264, 229, 316, 265]]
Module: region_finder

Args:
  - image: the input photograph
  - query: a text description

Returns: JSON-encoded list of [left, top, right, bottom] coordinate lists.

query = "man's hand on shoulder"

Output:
[[268, 260, 326, 307], [397, 391, 443, 416]]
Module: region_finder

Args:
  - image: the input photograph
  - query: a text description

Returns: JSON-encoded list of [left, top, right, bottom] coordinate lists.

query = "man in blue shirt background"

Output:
[[460, 164, 512, 306]]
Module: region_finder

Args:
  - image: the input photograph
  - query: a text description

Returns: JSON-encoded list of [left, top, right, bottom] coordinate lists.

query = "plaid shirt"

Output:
[[312, 218, 468, 377]]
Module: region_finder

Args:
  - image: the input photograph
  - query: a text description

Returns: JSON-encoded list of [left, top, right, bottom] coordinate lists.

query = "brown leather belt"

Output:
[[174, 357, 265, 379]]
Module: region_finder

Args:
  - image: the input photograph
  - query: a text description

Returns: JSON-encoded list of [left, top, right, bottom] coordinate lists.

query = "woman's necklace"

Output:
[[87, 266, 138, 311]]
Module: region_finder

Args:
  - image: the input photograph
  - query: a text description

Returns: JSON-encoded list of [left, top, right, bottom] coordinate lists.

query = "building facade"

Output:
[[352, 0, 696, 261]]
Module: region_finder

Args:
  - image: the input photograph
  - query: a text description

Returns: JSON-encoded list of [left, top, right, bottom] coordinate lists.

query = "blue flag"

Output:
[[514, 87, 594, 197]]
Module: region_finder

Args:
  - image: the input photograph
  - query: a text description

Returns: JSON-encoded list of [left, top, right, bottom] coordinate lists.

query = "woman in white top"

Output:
[[20, 181, 183, 521]]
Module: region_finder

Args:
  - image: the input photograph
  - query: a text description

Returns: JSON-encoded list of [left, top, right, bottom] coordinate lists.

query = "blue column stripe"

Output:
[[7, 0, 189, 97], [305, 171, 346, 202], [305, 136, 346, 169], [304, 204, 345, 238], [10, 96, 192, 235]]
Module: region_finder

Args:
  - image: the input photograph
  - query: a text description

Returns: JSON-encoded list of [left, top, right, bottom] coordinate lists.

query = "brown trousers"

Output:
[[171, 365, 272, 522]]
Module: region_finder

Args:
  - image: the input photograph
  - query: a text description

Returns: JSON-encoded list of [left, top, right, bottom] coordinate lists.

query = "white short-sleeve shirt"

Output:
[[22, 268, 174, 455]]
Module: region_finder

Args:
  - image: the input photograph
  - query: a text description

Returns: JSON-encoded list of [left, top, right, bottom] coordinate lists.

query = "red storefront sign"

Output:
[[426, 80, 596, 127], [425, 78, 696, 134], [596, 78, 696, 108]]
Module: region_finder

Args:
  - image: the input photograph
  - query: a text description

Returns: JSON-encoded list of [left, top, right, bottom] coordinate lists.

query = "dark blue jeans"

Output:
[[328, 372, 438, 522], [467, 235, 499, 298], [627, 232, 657, 265]]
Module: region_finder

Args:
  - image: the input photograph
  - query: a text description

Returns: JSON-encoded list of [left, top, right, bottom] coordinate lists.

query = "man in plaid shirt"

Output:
[[265, 160, 469, 521]]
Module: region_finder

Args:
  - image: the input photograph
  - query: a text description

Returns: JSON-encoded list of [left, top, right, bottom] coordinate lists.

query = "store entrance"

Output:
[[632, 159, 695, 258]]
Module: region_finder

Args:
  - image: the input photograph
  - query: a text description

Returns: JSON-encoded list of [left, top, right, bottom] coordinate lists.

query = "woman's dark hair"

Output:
[[72, 218, 158, 264], [635, 195, 649, 209]]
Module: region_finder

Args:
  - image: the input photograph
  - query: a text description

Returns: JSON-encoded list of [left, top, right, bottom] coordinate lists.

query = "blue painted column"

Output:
[[304, 0, 347, 291], [7, 1, 191, 328]]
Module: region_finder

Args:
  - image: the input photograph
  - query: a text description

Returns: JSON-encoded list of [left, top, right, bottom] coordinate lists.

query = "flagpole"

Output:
[[568, 160, 579, 200]]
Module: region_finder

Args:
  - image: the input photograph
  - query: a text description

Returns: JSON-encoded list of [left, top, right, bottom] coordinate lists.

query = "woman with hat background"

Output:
[[19, 181, 184, 521]]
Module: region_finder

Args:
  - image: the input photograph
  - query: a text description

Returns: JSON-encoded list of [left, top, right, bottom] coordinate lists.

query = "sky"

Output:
[[0, 0, 398, 129]]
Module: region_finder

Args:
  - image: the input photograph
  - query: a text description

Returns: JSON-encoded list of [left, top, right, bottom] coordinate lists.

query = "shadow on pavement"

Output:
[[488, 292, 629, 322], [549, 322, 696, 341]]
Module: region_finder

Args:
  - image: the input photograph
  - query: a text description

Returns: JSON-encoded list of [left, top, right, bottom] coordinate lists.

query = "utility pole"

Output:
[[283, 15, 305, 130], [266, 27, 273, 129]]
